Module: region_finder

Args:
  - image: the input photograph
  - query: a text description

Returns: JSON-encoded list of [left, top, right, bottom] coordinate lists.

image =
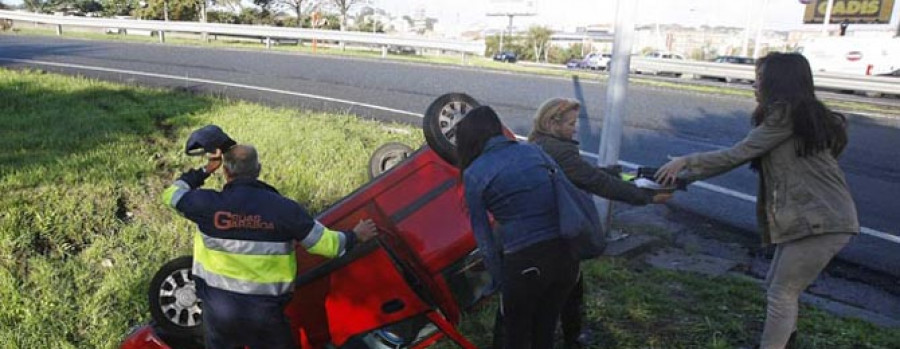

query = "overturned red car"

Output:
[[120, 93, 494, 349]]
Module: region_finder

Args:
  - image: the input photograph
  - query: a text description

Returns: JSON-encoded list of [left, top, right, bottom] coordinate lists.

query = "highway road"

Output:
[[1, 35, 898, 276]]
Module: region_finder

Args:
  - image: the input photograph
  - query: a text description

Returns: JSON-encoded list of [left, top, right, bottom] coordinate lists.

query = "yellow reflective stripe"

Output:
[[161, 180, 190, 208], [306, 227, 345, 258], [193, 261, 293, 296], [193, 233, 296, 284], [161, 185, 180, 208]]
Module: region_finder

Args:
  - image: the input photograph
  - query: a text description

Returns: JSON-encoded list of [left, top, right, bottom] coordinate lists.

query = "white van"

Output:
[[797, 37, 900, 77]]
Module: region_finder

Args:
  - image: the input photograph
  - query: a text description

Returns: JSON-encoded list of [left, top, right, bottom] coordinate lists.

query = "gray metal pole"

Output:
[[752, 0, 770, 58], [596, 0, 637, 233], [821, 0, 835, 36], [740, 0, 753, 57]]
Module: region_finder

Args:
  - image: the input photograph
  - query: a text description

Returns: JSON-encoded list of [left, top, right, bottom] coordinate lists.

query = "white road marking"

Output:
[[5, 57, 895, 243], [0, 58, 421, 118]]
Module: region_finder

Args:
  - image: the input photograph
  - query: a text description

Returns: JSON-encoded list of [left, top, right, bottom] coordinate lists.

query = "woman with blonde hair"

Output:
[[528, 97, 670, 348]]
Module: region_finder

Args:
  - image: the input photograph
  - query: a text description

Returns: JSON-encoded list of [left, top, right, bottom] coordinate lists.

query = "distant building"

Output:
[[550, 26, 615, 53], [631, 24, 790, 60]]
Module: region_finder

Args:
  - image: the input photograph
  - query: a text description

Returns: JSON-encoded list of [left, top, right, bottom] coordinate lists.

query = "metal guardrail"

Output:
[[0, 10, 485, 57], [521, 58, 898, 96], [631, 58, 899, 95]]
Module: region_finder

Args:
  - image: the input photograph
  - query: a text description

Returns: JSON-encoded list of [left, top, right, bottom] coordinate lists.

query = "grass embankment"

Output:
[[0, 68, 421, 348], [1, 68, 898, 348]]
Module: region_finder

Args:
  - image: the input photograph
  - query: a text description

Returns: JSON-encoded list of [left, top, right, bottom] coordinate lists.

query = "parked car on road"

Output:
[[388, 46, 418, 55], [635, 51, 685, 77], [492, 51, 518, 63], [581, 52, 612, 70], [698, 55, 756, 83]]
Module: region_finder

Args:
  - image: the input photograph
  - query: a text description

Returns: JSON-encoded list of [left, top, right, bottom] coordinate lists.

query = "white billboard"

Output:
[[486, 0, 537, 15]]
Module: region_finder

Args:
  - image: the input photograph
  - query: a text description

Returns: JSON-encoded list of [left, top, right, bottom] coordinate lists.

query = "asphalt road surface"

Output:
[[1, 35, 898, 276]]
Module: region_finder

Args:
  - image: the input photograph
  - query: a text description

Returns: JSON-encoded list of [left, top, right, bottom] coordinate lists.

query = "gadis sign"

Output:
[[803, 0, 896, 23]]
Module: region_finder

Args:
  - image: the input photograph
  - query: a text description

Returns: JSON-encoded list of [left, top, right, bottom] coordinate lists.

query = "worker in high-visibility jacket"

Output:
[[161, 144, 378, 349]]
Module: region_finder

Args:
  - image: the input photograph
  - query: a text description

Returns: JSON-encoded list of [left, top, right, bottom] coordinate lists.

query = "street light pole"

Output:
[[596, 0, 637, 233], [752, 0, 770, 58], [740, 0, 753, 57], [821, 0, 835, 36]]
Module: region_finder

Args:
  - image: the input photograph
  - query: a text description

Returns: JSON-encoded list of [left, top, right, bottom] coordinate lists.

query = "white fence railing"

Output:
[[524, 58, 898, 96], [631, 58, 899, 95], [0, 10, 486, 57]]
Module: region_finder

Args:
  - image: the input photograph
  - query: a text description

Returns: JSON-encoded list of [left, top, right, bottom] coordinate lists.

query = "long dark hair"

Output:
[[455, 105, 504, 173], [750, 52, 847, 171]]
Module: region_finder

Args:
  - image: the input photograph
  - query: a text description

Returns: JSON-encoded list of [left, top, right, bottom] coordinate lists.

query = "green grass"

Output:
[[2, 68, 898, 348], [0, 67, 421, 348], [437, 258, 900, 349]]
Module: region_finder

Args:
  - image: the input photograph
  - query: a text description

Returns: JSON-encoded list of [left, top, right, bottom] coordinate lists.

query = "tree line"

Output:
[[485, 26, 587, 65], [13, 0, 372, 31]]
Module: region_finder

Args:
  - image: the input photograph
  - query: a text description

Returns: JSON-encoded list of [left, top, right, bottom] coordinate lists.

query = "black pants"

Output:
[[561, 271, 585, 344], [197, 279, 297, 349], [495, 238, 579, 349]]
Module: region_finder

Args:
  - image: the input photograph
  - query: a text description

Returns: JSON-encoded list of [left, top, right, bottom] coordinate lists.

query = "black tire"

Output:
[[422, 93, 481, 165], [368, 142, 414, 179], [149, 256, 203, 339]]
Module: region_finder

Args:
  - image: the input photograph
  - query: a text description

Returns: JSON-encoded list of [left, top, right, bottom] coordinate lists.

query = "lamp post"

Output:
[[752, 0, 770, 58], [596, 0, 638, 233], [821, 0, 835, 36], [740, 0, 753, 57]]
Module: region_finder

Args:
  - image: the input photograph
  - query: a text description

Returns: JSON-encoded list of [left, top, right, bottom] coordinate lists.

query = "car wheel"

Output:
[[149, 256, 203, 339], [422, 93, 481, 165], [368, 142, 414, 179]]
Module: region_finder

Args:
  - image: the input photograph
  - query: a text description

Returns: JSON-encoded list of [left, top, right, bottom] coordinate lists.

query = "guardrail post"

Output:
[[461, 52, 467, 65], [55, 24, 62, 36], [158, 31, 165, 43], [381, 45, 387, 58], [265, 37, 272, 49]]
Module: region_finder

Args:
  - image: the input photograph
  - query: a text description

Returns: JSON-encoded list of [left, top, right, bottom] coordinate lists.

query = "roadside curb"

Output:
[[608, 203, 900, 329]]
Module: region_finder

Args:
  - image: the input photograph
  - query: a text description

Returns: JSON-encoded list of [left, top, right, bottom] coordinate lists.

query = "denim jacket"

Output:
[[463, 136, 562, 286]]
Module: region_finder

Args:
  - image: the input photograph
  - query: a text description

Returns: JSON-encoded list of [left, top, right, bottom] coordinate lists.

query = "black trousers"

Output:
[[561, 271, 585, 344], [494, 238, 580, 349]]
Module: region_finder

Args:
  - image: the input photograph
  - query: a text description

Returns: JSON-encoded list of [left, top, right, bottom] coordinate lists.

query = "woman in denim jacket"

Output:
[[656, 53, 858, 349], [457, 105, 579, 349]]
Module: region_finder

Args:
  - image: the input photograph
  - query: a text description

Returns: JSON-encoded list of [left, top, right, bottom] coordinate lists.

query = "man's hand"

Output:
[[352, 219, 378, 242], [204, 149, 223, 174]]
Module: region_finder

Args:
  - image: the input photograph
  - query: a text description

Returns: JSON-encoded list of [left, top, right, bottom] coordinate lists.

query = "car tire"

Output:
[[368, 142, 414, 179], [149, 256, 203, 339], [422, 93, 481, 165]]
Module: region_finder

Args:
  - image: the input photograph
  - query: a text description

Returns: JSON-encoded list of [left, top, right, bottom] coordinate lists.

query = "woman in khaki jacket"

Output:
[[656, 52, 859, 349]]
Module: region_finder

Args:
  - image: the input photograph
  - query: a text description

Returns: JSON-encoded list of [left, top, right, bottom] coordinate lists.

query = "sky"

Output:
[[375, 0, 898, 32]]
